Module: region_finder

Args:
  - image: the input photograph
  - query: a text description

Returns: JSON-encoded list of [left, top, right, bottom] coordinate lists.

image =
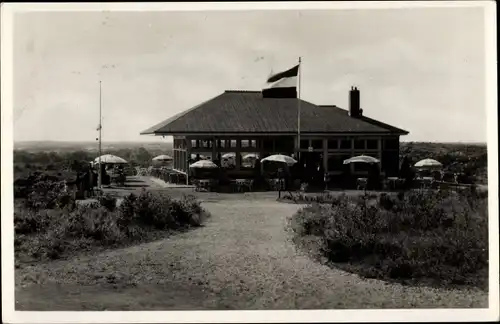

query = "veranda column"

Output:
[[236, 139, 242, 170], [212, 136, 217, 162], [186, 138, 192, 185]]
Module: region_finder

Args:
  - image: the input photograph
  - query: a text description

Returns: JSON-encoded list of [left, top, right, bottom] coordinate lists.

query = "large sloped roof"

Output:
[[141, 90, 409, 135]]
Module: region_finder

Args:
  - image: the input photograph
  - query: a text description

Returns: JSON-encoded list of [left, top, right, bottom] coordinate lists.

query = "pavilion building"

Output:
[[141, 87, 409, 183]]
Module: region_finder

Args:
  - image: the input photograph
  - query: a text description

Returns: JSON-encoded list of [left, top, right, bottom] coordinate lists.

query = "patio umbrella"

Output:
[[415, 158, 443, 169], [152, 154, 173, 161], [189, 160, 218, 169], [94, 154, 128, 164], [222, 152, 236, 159], [343, 155, 380, 165], [261, 154, 297, 166], [242, 153, 259, 160]]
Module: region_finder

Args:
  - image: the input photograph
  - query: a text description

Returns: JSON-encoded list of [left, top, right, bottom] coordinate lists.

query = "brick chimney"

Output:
[[349, 86, 363, 117]]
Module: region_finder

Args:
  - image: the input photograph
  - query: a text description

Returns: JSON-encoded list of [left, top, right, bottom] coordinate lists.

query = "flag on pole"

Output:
[[262, 64, 299, 98]]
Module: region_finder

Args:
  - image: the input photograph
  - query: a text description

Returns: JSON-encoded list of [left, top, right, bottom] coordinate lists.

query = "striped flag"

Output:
[[262, 64, 299, 98]]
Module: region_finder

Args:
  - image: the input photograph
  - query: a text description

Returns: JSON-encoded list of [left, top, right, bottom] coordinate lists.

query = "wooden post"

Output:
[[212, 136, 217, 162], [236, 139, 241, 170], [186, 137, 192, 185]]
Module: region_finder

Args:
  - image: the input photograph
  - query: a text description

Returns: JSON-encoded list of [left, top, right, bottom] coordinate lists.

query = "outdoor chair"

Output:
[[356, 178, 368, 190], [234, 179, 253, 192], [194, 179, 211, 192], [235, 179, 246, 192], [418, 177, 434, 189], [246, 179, 254, 192]]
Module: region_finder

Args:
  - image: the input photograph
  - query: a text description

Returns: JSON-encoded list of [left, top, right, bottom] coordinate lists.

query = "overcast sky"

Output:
[[13, 7, 486, 143]]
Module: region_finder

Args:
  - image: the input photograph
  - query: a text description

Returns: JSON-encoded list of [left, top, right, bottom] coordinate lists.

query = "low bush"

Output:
[[282, 192, 346, 205], [24, 180, 75, 210], [98, 194, 118, 211], [288, 189, 489, 289], [15, 190, 210, 263]]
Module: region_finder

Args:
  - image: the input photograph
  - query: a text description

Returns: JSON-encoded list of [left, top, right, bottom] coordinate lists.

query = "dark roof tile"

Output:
[[141, 91, 409, 135]]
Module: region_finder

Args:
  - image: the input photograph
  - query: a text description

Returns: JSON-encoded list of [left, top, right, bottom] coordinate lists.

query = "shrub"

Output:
[[25, 179, 75, 210], [281, 192, 349, 205], [15, 190, 209, 263], [288, 189, 489, 288], [98, 194, 117, 211], [117, 190, 210, 230]]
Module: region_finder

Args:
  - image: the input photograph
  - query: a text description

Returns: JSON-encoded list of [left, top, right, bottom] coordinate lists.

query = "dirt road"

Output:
[[15, 196, 488, 310]]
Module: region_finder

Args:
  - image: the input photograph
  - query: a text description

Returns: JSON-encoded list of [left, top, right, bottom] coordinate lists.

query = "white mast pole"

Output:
[[297, 57, 302, 161], [98, 80, 102, 191]]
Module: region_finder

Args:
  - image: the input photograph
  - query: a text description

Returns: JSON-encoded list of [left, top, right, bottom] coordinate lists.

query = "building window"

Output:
[[354, 139, 365, 150], [311, 140, 323, 149], [200, 139, 212, 148], [220, 139, 236, 148], [367, 139, 378, 150], [340, 139, 351, 149], [300, 140, 309, 149], [240, 139, 257, 148], [217, 139, 226, 148], [191, 139, 198, 148], [328, 139, 338, 150]]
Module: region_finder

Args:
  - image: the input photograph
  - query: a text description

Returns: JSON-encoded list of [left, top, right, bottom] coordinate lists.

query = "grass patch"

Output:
[[287, 189, 489, 289], [15, 189, 210, 264]]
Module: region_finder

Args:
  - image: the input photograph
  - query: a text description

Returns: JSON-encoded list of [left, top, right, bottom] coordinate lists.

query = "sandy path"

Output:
[[15, 199, 488, 310]]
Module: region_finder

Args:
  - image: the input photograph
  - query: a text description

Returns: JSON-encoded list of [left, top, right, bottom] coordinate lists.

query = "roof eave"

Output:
[[142, 130, 408, 136]]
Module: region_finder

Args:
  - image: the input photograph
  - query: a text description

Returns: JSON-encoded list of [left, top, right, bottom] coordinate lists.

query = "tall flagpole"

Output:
[[297, 57, 302, 161], [98, 80, 102, 191]]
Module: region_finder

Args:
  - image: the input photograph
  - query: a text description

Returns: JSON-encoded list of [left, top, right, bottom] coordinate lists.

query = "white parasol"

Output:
[[261, 154, 297, 166], [415, 158, 442, 168], [152, 154, 173, 161], [242, 153, 259, 160], [222, 152, 236, 159], [343, 155, 380, 165], [94, 154, 128, 164], [189, 160, 218, 169]]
